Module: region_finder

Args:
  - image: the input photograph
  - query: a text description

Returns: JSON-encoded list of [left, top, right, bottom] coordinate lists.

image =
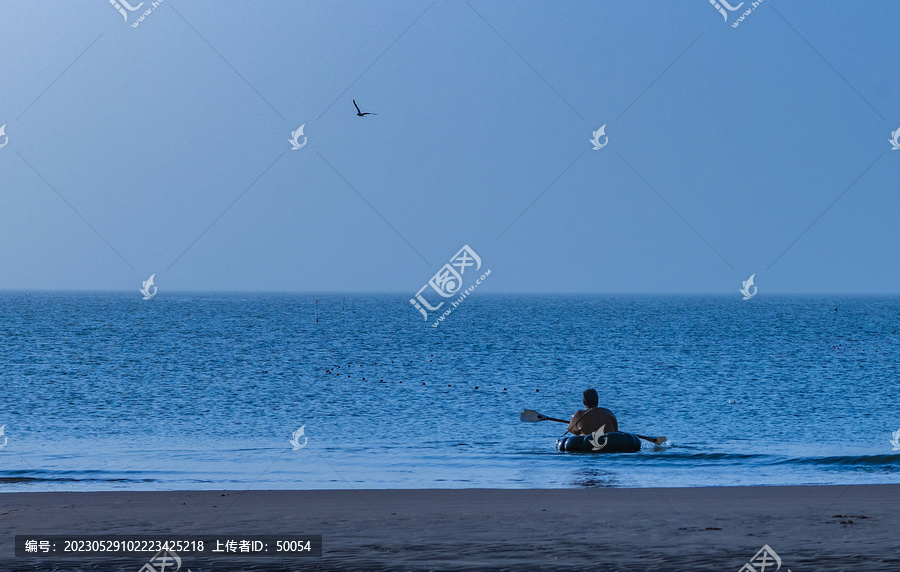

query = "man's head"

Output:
[[583, 388, 599, 408]]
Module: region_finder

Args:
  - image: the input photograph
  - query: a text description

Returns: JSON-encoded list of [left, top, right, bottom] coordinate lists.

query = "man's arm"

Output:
[[606, 410, 619, 433], [567, 411, 583, 435]]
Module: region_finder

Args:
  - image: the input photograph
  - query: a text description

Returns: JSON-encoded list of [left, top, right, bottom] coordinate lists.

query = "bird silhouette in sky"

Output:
[[353, 99, 376, 117]]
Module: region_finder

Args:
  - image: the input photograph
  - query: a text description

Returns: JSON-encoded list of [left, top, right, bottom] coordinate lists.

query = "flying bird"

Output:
[[353, 99, 376, 117]]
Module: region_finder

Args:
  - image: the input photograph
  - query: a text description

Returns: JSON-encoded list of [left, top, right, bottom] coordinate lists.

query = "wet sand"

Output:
[[2, 485, 898, 571]]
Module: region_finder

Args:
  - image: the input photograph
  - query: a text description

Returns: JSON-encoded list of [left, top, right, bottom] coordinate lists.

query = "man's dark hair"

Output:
[[583, 388, 599, 408]]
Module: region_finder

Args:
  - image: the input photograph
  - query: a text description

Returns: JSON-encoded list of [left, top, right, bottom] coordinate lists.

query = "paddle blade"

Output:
[[520, 409, 545, 422], [636, 434, 668, 446]]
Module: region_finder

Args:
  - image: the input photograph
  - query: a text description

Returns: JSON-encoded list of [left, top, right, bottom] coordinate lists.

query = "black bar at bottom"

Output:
[[15, 535, 322, 558]]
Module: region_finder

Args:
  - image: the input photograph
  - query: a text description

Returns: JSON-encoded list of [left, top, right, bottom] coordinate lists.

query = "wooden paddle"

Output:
[[519, 409, 667, 445]]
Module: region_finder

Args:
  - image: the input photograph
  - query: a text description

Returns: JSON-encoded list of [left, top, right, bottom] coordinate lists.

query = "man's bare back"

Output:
[[567, 407, 618, 436]]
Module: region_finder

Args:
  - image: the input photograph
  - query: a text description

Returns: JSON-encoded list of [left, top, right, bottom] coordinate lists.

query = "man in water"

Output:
[[567, 388, 618, 435]]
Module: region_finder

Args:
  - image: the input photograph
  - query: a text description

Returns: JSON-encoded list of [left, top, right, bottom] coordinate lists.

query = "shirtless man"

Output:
[[567, 388, 618, 436]]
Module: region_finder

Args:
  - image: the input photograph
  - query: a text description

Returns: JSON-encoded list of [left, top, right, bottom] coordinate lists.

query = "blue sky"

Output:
[[1, 1, 898, 293]]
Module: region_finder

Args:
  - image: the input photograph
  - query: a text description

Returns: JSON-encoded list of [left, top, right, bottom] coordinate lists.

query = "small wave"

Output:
[[0, 476, 151, 483], [630, 452, 767, 462], [624, 452, 900, 468], [0, 470, 155, 484], [772, 454, 900, 467]]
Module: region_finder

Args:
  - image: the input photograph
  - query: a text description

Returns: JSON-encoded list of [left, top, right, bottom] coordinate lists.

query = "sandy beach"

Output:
[[2, 485, 898, 571]]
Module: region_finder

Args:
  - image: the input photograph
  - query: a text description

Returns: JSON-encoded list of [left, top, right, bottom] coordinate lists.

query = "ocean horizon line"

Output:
[[2, 289, 899, 297]]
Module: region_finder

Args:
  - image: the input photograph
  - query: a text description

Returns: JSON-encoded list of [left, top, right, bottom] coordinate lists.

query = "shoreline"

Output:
[[2, 485, 899, 570]]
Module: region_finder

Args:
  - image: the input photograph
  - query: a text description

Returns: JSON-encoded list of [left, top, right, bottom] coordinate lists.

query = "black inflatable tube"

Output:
[[556, 432, 641, 453]]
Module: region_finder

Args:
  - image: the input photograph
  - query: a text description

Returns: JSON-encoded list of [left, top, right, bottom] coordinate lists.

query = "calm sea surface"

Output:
[[1, 293, 898, 491]]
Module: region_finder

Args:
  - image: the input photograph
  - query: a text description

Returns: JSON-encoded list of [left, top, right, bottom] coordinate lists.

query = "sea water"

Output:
[[1, 292, 898, 491]]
